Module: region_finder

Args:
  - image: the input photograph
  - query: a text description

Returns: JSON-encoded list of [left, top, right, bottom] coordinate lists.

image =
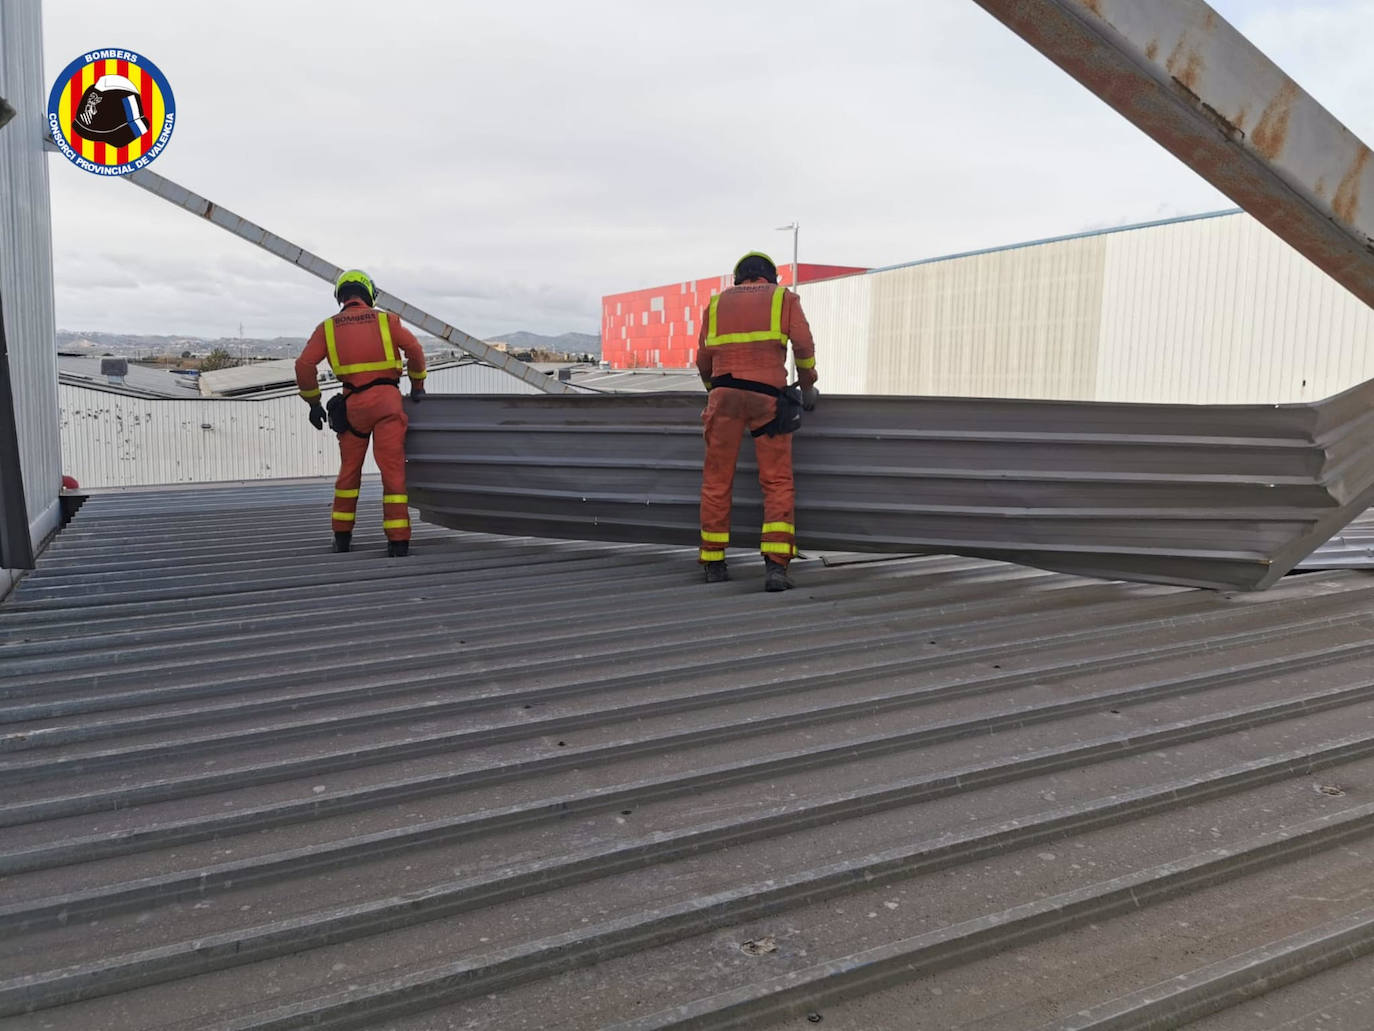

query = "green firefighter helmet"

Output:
[[733, 251, 778, 285], [334, 269, 377, 306]]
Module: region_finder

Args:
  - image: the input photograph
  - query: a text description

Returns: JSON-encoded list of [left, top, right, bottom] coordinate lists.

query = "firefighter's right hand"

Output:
[[308, 403, 327, 431], [801, 387, 819, 412]]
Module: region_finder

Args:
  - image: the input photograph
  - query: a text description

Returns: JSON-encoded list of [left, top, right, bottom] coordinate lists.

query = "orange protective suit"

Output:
[[295, 298, 427, 542], [694, 283, 817, 567]]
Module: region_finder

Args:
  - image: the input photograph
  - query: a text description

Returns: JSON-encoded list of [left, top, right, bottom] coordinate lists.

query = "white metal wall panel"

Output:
[[0, 0, 60, 552], [1096, 212, 1374, 403], [794, 274, 872, 394], [59, 384, 372, 488], [802, 211, 1374, 404], [802, 237, 1106, 399], [59, 363, 542, 489]]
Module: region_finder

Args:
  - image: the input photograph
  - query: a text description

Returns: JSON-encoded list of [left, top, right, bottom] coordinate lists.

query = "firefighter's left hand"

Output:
[[307, 403, 326, 430], [801, 387, 819, 412], [409, 387, 426, 404]]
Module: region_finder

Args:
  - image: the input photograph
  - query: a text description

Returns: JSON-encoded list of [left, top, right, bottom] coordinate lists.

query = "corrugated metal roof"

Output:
[[572, 367, 705, 393], [57, 356, 201, 399], [198, 359, 301, 397], [1300, 507, 1374, 570], [6, 482, 1374, 1028]]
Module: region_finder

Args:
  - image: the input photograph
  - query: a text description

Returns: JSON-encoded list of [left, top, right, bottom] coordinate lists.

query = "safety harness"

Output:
[[709, 375, 804, 438]]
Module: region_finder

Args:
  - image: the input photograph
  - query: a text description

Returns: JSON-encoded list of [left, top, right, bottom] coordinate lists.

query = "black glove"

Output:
[[409, 386, 426, 403], [307, 403, 326, 430], [801, 386, 819, 412]]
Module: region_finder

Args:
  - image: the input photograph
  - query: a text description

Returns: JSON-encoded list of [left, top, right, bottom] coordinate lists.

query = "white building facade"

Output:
[[798, 210, 1374, 405]]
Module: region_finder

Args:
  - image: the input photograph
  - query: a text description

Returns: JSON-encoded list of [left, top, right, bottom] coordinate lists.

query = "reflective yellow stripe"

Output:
[[300, 387, 322, 400], [700, 531, 730, 544], [761, 541, 797, 556], [761, 522, 794, 535], [409, 369, 427, 380], [382, 518, 410, 529], [334, 489, 360, 498], [704, 287, 789, 347], [699, 549, 726, 562], [331, 511, 356, 522], [701, 378, 713, 390], [335, 358, 402, 374], [377, 311, 395, 363], [383, 494, 408, 504], [323, 317, 339, 372], [795, 356, 816, 370], [326, 311, 404, 376]]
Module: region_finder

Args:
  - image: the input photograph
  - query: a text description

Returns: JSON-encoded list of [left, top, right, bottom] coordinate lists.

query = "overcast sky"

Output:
[[40, 0, 1374, 341]]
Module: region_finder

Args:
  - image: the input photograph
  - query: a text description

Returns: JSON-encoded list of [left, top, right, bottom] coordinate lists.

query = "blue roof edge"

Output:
[[854, 208, 1245, 280]]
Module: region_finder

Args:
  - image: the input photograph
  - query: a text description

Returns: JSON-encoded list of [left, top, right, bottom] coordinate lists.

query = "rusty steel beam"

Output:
[[969, 0, 1374, 309]]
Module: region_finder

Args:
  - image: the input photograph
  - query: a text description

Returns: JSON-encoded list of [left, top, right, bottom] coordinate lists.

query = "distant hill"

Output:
[[489, 331, 600, 357], [58, 328, 602, 360], [58, 330, 304, 359]]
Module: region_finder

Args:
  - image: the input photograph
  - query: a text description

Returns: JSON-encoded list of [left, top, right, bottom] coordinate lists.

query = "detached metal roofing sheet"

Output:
[[5, 482, 1374, 1029], [408, 383, 1374, 592]]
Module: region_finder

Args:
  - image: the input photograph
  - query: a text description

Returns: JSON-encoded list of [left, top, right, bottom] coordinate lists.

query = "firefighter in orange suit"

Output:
[[695, 252, 818, 592], [295, 269, 428, 557]]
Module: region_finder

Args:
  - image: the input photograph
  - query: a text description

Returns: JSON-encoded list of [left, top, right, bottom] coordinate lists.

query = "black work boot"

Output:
[[387, 540, 410, 558], [703, 560, 729, 583], [763, 559, 793, 593], [332, 532, 351, 553]]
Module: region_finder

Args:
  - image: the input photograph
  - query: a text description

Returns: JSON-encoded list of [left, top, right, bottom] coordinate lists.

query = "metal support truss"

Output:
[[42, 139, 578, 396]]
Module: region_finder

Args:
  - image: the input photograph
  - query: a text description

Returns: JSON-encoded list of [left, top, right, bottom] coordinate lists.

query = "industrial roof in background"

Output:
[[55, 355, 199, 399], [5, 482, 1374, 1028], [197, 358, 302, 397], [169, 360, 700, 401]]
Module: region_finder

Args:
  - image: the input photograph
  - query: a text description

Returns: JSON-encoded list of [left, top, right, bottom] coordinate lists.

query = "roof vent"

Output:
[[101, 357, 128, 385]]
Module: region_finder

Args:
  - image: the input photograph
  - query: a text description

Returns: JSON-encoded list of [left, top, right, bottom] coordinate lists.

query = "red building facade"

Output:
[[601, 263, 867, 370]]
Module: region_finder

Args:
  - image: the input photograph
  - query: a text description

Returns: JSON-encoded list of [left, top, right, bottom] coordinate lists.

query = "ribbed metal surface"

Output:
[[797, 210, 1374, 404], [0, 0, 59, 569], [1096, 211, 1374, 404], [7, 483, 1374, 1028], [792, 272, 872, 395], [421, 361, 547, 396], [866, 228, 1105, 399], [407, 382, 1374, 591], [58, 363, 546, 489], [58, 382, 375, 487], [1300, 508, 1374, 570]]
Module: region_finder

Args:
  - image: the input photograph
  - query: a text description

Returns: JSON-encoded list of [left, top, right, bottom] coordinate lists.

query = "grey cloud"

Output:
[[41, 0, 1374, 341]]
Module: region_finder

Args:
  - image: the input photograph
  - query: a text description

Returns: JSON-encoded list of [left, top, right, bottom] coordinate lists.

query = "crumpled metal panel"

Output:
[[408, 381, 1374, 591], [970, 0, 1374, 310]]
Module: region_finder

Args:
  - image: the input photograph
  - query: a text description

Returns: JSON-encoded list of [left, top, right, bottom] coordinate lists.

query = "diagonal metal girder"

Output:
[[407, 379, 1374, 591], [970, 0, 1374, 310], [41, 140, 577, 395]]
